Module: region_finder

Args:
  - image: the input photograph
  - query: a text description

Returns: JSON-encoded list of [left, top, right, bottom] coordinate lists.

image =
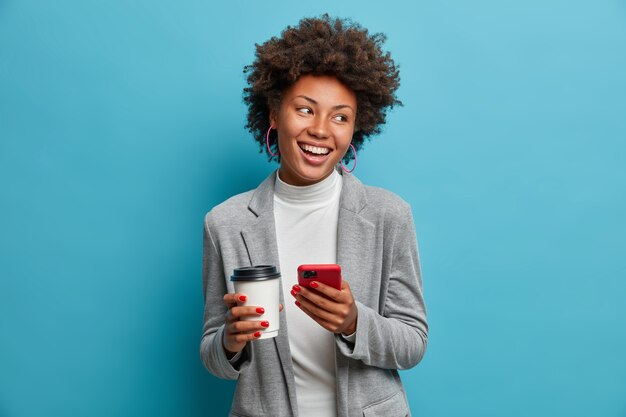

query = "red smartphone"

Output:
[[297, 264, 342, 290]]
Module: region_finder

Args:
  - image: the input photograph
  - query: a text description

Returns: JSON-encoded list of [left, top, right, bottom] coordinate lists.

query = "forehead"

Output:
[[283, 75, 357, 107]]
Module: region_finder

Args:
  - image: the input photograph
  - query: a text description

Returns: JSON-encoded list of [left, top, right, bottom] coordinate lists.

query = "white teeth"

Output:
[[300, 144, 330, 155]]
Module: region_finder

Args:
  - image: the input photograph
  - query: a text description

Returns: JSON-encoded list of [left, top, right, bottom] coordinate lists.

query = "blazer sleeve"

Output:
[[336, 205, 428, 370], [199, 214, 252, 379]]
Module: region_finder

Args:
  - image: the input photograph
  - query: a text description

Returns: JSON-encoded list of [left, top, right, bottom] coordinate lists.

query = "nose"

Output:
[[307, 116, 330, 140]]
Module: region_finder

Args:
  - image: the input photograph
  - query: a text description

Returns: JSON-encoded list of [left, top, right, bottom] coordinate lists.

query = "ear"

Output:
[[269, 112, 277, 129]]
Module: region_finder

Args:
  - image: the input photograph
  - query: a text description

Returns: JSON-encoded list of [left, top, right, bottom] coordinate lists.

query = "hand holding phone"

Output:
[[297, 264, 342, 290], [293, 264, 357, 334]]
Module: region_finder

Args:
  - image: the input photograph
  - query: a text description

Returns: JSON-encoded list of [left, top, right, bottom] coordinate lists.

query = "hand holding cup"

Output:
[[222, 293, 280, 357], [222, 266, 282, 358]]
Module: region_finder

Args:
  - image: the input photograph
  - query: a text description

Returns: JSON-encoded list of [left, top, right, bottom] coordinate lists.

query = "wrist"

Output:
[[343, 319, 357, 335], [224, 345, 238, 360], [222, 330, 240, 359]]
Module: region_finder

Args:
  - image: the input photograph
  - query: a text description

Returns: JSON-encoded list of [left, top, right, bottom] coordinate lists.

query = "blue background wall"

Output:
[[1, 1, 625, 416]]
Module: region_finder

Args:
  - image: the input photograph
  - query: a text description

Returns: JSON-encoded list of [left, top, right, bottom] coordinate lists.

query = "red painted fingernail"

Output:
[[310, 281, 318, 288], [261, 321, 269, 328], [295, 300, 301, 307], [290, 289, 297, 297], [256, 307, 265, 314], [239, 295, 247, 302], [254, 331, 261, 338], [292, 285, 301, 292]]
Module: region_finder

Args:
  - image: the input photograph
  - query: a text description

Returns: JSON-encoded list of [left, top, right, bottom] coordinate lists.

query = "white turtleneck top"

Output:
[[273, 169, 343, 417]]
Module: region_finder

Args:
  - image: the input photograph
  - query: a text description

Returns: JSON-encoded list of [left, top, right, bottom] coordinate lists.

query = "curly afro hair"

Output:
[[243, 14, 402, 162]]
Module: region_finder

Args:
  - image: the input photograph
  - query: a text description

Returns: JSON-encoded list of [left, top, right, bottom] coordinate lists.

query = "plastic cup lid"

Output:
[[231, 265, 281, 281]]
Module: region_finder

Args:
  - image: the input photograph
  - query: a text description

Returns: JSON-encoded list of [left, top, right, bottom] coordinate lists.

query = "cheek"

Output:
[[337, 128, 355, 149], [278, 114, 308, 136], [278, 129, 299, 152]]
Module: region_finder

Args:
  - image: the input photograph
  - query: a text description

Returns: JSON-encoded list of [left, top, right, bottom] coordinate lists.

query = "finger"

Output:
[[296, 300, 340, 333], [306, 280, 343, 301], [223, 292, 248, 307], [295, 293, 342, 326], [294, 285, 341, 315], [229, 305, 266, 320], [279, 303, 284, 312], [230, 330, 263, 344], [338, 280, 354, 302], [229, 319, 270, 334]]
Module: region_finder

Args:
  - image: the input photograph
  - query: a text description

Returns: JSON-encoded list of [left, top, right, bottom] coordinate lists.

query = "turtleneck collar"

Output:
[[274, 168, 342, 205]]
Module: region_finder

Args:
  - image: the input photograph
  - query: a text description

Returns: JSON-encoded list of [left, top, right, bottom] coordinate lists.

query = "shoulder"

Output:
[[356, 185, 419, 256], [341, 172, 414, 228], [204, 170, 276, 229], [204, 190, 255, 232], [362, 185, 414, 235], [206, 190, 253, 219], [342, 172, 411, 215], [363, 185, 412, 217]]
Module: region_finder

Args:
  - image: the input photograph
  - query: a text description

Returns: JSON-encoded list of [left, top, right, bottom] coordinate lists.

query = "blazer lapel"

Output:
[[240, 215, 279, 268], [337, 171, 377, 302], [240, 170, 299, 416], [240, 170, 279, 266]]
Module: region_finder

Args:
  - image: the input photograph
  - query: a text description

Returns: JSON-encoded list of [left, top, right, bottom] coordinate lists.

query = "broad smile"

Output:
[[298, 142, 332, 155], [297, 142, 333, 166]]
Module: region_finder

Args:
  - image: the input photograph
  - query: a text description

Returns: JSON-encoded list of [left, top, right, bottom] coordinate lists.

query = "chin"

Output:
[[302, 163, 332, 176], [288, 166, 332, 185]]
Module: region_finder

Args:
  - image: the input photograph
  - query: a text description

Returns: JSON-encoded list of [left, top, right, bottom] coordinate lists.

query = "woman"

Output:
[[201, 15, 428, 417]]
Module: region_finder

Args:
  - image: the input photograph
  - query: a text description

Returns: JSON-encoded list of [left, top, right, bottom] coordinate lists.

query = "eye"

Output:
[[297, 107, 312, 115], [333, 114, 349, 122]]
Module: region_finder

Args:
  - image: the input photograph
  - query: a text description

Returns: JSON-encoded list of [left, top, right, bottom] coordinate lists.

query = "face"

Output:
[[270, 75, 357, 186]]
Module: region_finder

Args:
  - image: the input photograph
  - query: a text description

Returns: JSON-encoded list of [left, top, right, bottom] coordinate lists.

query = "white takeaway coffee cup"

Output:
[[231, 265, 281, 339]]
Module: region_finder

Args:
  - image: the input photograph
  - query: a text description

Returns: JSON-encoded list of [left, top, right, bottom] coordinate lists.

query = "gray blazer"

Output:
[[201, 169, 428, 417]]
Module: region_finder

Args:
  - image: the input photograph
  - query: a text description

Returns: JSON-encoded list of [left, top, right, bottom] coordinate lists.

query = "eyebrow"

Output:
[[294, 95, 355, 112]]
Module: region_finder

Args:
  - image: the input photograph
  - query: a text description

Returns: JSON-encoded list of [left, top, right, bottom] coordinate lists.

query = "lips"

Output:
[[297, 142, 332, 166]]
